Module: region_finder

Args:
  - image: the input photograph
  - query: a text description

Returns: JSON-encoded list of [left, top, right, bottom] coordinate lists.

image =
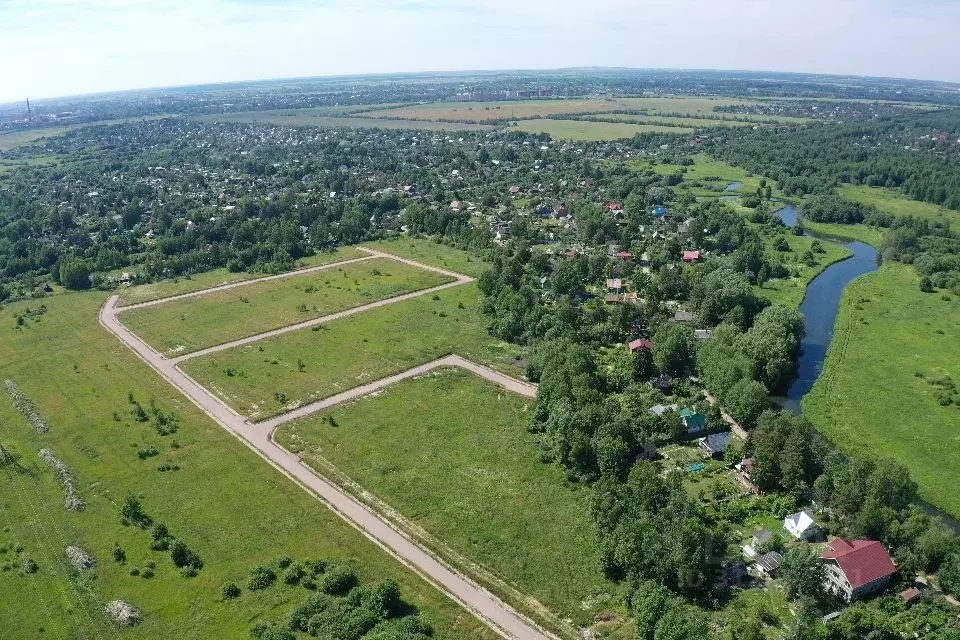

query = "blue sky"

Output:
[[1, 0, 959, 103]]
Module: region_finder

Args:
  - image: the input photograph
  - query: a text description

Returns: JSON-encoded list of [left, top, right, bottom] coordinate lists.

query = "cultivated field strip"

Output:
[[100, 249, 556, 640]]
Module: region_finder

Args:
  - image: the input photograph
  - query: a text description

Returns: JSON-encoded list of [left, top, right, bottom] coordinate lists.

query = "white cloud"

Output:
[[0, 0, 958, 103]]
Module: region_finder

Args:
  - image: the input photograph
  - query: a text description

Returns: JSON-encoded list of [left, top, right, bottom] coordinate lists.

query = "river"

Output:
[[775, 205, 880, 412]]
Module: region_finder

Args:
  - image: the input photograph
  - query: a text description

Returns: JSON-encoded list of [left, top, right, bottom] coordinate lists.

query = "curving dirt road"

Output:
[[100, 251, 554, 640]]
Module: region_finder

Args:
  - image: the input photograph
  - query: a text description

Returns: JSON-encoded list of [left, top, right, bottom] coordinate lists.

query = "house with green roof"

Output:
[[680, 407, 707, 434]]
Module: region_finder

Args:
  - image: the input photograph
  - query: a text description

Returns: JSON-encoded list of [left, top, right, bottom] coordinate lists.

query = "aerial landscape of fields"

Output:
[[3, 3, 960, 637]]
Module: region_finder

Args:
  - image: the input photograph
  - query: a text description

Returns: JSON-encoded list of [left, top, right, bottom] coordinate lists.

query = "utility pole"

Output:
[[26, 98, 32, 124]]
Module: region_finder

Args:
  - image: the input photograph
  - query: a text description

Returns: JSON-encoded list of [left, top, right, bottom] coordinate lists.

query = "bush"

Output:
[[278, 556, 293, 569], [23, 558, 38, 574], [320, 564, 358, 595], [249, 621, 295, 640], [283, 562, 306, 585], [221, 582, 241, 599], [112, 545, 126, 563], [247, 566, 277, 590], [288, 593, 334, 631], [170, 539, 202, 570]]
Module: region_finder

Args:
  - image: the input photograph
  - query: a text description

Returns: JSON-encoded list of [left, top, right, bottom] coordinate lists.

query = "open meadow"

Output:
[[755, 231, 852, 308], [362, 238, 492, 278], [0, 292, 496, 640], [117, 247, 364, 307], [583, 113, 755, 128], [181, 283, 524, 420], [801, 219, 886, 247], [838, 184, 960, 228], [119, 257, 452, 355], [804, 264, 960, 518], [509, 119, 689, 140], [275, 367, 614, 625]]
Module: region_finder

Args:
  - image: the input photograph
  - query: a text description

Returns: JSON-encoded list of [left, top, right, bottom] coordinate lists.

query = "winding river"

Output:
[[775, 205, 880, 412]]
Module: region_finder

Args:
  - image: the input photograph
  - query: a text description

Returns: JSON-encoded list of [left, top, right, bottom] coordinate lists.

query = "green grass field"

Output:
[[839, 185, 960, 228], [802, 220, 886, 247], [642, 153, 777, 198], [0, 292, 495, 640], [275, 368, 613, 625], [510, 119, 691, 141], [117, 248, 364, 307], [120, 257, 451, 355], [804, 264, 960, 518], [755, 232, 852, 308], [180, 283, 524, 420], [363, 237, 491, 278], [0, 127, 71, 151], [584, 114, 755, 128]]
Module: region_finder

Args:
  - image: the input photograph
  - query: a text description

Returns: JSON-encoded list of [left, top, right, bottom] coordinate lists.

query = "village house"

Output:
[[649, 403, 678, 417], [637, 443, 660, 462], [699, 431, 732, 458], [674, 310, 695, 323], [682, 250, 702, 263], [680, 407, 707, 434], [821, 538, 897, 603], [754, 551, 784, 578], [784, 509, 822, 542], [606, 278, 622, 292], [628, 338, 653, 352], [743, 529, 773, 560]]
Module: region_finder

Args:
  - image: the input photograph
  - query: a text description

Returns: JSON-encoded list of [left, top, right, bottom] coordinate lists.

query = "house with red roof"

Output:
[[617, 251, 633, 261], [628, 338, 653, 353], [821, 538, 897, 602], [682, 250, 701, 263]]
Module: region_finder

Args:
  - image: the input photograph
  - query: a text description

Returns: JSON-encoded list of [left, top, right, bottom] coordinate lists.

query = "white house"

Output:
[[784, 509, 822, 541]]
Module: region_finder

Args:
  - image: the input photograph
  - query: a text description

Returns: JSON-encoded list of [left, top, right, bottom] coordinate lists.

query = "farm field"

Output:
[[196, 109, 495, 131], [362, 237, 491, 278], [180, 283, 525, 420], [359, 99, 636, 122], [119, 257, 451, 355], [838, 184, 960, 228], [275, 367, 613, 625], [117, 247, 364, 306], [803, 264, 960, 518], [510, 119, 690, 140], [0, 292, 496, 640]]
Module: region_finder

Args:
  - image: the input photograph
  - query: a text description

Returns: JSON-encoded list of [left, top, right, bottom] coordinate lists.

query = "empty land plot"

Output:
[[0, 292, 495, 640], [196, 109, 495, 131], [510, 119, 690, 141], [804, 264, 960, 518], [120, 257, 452, 355], [276, 367, 612, 624], [363, 237, 491, 278], [838, 184, 960, 229], [117, 247, 363, 306], [181, 283, 525, 420], [755, 232, 852, 308]]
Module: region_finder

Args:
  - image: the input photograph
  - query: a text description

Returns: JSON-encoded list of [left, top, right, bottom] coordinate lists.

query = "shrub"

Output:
[[320, 564, 358, 595], [247, 566, 277, 590], [23, 558, 38, 574], [249, 621, 294, 640], [288, 593, 334, 631], [278, 556, 293, 569], [283, 562, 306, 585], [112, 545, 126, 563], [221, 582, 241, 600]]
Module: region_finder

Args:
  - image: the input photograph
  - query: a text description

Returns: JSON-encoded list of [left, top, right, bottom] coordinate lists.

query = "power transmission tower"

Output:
[[26, 98, 32, 124]]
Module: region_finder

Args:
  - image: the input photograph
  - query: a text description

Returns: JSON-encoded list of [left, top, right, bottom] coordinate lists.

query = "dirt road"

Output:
[[99, 252, 554, 640]]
